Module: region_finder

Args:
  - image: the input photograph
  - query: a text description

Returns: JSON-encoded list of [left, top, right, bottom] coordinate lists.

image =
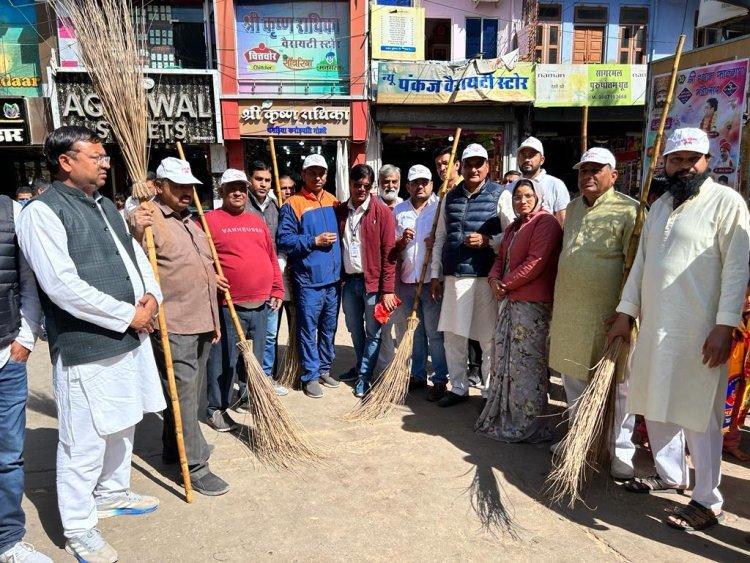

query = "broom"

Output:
[[268, 137, 303, 390], [49, 0, 193, 502], [345, 128, 462, 421], [545, 35, 686, 507], [180, 143, 320, 469]]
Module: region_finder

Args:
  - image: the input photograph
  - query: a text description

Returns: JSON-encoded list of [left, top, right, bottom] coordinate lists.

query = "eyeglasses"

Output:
[[512, 194, 537, 202], [352, 182, 372, 189], [66, 150, 111, 166]]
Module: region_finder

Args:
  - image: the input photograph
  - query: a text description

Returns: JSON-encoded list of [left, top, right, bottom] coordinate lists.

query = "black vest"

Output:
[[31, 182, 144, 366], [442, 181, 503, 277], [246, 196, 279, 251], [0, 195, 20, 348]]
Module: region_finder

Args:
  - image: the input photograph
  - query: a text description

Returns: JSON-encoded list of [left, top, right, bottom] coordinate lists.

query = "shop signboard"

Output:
[[376, 60, 535, 104], [0, 4, 43, 96], [535, 64, 647, 107], [235, 1, 350, 95], [643, 59, 748, 188], [370, 4, 425, 61], [0, 98, 29, 145], [238, 100, 351, 137], [50, 70, 222, 144]]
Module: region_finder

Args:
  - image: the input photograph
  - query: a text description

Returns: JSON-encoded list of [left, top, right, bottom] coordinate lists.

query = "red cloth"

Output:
[[488, 210, 562, 303], [202, 209, 284, 305], [335, 197, 397, 294]]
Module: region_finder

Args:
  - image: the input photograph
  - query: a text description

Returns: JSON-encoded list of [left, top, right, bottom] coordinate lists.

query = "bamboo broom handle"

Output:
[[269, 137, 283, 203], [142, 222, 193, 503], [620, 34, 685, 293], [176, 143, 248, 344], [581, 106, 589, 154], [409, 128, 462, 318]]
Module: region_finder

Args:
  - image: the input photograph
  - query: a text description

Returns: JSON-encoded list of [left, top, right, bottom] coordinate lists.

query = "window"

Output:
[[535, 3, 561, 64], [465, 17, 498, 59], [426, 18, 451, 61], [572, 6, 606, 64], [132, 2, 209, 69], [617, 8, 647, 64], [574, 6, 608, 23]]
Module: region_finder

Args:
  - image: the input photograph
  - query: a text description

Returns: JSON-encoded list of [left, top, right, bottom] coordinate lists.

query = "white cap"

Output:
[[663, 127, 710, 156], [517, 136, 544, 156], [156, 157, 202, 185], [407, 164, 432, 182], [220, 168, 250, 186], [461, 143, 488, 161], [573, 147, 616, 170], [302, 154, 328, 170]]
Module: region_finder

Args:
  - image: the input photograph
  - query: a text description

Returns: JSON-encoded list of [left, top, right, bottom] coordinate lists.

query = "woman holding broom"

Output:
[[476, 178, 562, 443]]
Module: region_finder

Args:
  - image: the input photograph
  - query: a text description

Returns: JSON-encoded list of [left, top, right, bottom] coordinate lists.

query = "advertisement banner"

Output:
[[536, 64, 647, 107], [235, 1, 350, 95], [376, 60, 535, 104], [0, 98, 29, 144], [644, 59, 748, 188], [370, 4, 425, 61], [238, 100, 351, 137], [0, 4, 42, 96]]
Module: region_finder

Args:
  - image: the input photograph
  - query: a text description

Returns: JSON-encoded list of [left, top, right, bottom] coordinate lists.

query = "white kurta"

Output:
[[617, 179, 750, 433], [17, 194, 166, 445]]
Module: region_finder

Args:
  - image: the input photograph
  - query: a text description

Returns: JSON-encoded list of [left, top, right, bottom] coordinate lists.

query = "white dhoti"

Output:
[[438, 276, 496, 396]]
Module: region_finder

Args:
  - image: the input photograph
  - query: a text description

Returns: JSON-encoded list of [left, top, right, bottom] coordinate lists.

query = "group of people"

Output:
[[1, 123, 749, 563]]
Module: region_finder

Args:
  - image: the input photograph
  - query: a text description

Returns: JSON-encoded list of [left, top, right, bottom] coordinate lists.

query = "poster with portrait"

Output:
[[644, 59, 748, 188]]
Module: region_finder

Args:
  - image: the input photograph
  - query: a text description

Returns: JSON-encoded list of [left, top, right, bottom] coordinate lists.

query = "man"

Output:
[[547, 147, 639, 479], [114, 193, 126, 215], [609, 128, 750, 531], [377, 164, 403, 210], [336, 164, 397, 397], [430, 144, 504, 407], [130, 157, 228, 496], [277, 154, 341, 398], [393, 164, 449, 402], [279, 172, 296, 199], [14, 187, 32, 206], [17, 126, 164, 562], [245, 161, 286, 391], [502, 170, 521, 185], [517, 136, 570, 225], [204, 168, 285, 431], [31, 179, 49, 197], [0, 195, 49, 563]]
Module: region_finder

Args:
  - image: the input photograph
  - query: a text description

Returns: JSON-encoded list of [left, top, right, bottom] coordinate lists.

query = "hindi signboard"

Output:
[[535, 64, 647, 107], [238, 100, 351, 137], [0, 98, 29, 145], [370, 4, 424, 61], [376, 60, 535, 104]]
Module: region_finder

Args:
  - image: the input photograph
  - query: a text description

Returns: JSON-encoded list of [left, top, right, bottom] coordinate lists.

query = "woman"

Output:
[[475, 178, 562, 443]]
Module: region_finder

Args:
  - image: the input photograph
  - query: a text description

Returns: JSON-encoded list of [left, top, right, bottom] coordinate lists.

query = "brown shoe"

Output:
[[426, 382, 447, 402]]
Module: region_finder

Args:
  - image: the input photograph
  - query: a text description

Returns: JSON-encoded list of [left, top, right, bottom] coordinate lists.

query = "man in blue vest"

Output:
[[429, 144, 503, 407]]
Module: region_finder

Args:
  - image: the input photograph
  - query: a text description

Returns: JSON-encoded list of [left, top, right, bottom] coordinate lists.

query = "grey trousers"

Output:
[[151, 331, 213, 478]]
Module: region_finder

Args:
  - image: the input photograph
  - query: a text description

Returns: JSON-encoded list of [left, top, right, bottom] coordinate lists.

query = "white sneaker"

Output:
[[64, 529, 117, 563], [96, 490, 159, 519], [0, 542, 52, 563], [610, 457, 635, 480]]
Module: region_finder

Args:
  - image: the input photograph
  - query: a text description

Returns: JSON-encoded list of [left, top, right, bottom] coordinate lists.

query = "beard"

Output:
[[665, 170, 709, 202], [520, 163, 540, 177], [380, 188, 399, 202]]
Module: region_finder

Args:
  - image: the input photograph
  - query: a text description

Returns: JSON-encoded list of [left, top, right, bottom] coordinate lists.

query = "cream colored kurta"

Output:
[[618, 178, 750, 433], [548, 188, 638, 381]]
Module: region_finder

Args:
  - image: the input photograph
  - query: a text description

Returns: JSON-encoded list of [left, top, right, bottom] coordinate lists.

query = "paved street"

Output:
[[20, 313, 750, 562]]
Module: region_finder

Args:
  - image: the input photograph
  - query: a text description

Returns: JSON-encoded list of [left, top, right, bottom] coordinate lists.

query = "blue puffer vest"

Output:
[[442, 181, 503, 277]]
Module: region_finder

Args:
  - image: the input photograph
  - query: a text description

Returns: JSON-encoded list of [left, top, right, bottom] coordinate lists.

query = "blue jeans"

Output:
[[262, 305, 279, 376], [296, 282, 340, 383], [396, 282, 448, 384], [342, 276, 383, 381], [0, 359, 27, 551], [206, 305, 267, 416]]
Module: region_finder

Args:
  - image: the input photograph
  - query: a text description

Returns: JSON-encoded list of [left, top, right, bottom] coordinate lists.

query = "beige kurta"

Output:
[[618, 179, 750, 433], [438, 276, 497, 340], [548, 188, 638, 381]]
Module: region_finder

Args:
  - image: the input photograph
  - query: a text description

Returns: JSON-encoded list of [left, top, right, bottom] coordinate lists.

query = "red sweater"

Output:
[[335, 197, 396, 294], [488, 210, 562, 303], [202, 208, 284, 305]]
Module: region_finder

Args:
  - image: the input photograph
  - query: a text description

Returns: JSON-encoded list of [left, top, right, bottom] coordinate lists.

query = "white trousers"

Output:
[[562, 374, 636, 468], [444, 331, 492, 397], [646, 416, 723, 511], [56, 374, 135, 538]]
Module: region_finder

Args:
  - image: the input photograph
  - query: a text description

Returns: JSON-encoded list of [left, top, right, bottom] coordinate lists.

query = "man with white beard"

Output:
[[377, 165, 403, 209]]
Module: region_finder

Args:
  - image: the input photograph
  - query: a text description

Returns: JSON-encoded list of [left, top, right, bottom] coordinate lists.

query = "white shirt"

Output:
[[0, 200, 42, 369], [342, 195, 370, 274], [393, 194, 439, 284], [377, 194, 403, 209], [17, 191, 166, 443], [534, 169, 570, 214]]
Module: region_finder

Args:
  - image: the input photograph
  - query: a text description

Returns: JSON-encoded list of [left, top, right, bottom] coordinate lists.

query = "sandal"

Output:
[[623, 475, 685, 494], [665, 500, 724, 531]]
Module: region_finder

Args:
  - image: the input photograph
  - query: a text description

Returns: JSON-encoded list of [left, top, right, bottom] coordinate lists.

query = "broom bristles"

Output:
[[544, 338, 622, 507], [277, 300, 302, 390], [343, 316, 420, 421], [236, 339, 321, 469]]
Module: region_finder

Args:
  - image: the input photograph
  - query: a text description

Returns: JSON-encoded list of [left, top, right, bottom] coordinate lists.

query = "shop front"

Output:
[[50, 68, 223, 201], [0, 97, 50, 198]]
